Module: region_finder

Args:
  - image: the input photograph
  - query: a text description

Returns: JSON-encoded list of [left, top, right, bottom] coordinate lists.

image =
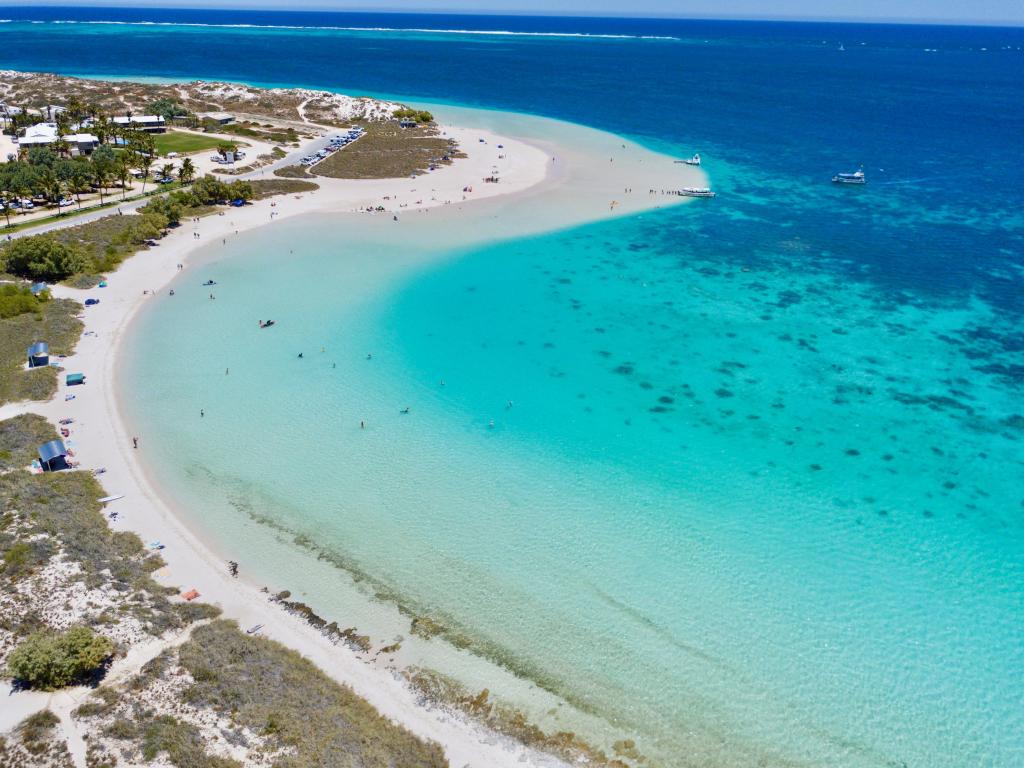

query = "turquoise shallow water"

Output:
[[124, 188, 1023, 766]]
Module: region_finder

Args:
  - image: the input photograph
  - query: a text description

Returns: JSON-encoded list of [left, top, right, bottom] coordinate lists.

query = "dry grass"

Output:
[[0, 297, 82, 407], [77, 620, 448, 768], [0, 415, 220, 642], [248, 179, 320, 200], [312, 121, 462, 179]]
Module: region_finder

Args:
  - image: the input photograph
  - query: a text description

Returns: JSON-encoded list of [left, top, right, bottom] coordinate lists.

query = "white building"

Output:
[[113, 115, 167, 132], [17, 123, 99, 155]]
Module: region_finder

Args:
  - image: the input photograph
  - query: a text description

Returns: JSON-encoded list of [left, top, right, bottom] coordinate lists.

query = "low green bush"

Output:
[[6, 626, 114, 690]]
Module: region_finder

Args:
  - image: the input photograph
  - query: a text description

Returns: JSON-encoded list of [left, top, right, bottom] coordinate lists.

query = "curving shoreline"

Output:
[[3, 102, 704, 765]]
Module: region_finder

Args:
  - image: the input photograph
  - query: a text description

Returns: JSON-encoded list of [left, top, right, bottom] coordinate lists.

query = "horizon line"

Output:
[[3, 5, 1023, 29]]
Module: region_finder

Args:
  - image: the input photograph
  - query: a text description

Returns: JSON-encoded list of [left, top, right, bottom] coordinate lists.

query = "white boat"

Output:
[[675, 153, 701, 166], [832, 168, 866, 184], [679, 187, 716, 198]]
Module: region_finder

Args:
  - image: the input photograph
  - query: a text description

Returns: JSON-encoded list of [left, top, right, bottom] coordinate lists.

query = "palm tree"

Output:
[[159, 162, 175, 183], [94, 114, 112, 145], [93, 164, 109, 205], [69, 167, 91, 210], [132, 133, 156, 194], [178, 157, 196, 185], [37, 168, 61, 209], [115, 158, 132, 200], [52, 135, 71, 159]]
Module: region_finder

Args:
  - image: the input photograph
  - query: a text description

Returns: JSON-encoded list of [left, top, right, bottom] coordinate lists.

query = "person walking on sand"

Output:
[[132, 436, 138, 449]]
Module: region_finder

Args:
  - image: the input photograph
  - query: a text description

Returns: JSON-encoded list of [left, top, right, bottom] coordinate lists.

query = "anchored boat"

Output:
[[832, 168, 866, 184], [675, 153, 701, 166], [679, 187, 716, 198]]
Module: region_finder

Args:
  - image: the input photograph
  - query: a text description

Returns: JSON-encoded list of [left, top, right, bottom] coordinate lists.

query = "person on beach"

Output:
[[200, 409, 204, 418], [132, 437, 138, 449]]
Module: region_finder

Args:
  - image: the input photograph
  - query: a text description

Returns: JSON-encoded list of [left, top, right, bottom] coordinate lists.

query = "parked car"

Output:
[[84, 298, 100, 306]]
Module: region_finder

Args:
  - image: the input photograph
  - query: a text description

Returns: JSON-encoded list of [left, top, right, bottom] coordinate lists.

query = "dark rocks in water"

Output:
[[658, 395, 674, 404], [613, 364, 634, 375], [975, 362, 1024, 385], [845, 448, 861, 456], [649, 405, 673, 413], [797, 338, 819, 352], [882, 453, 894, 461], [556, 277, 573, 284], [775, 290, 803, 308], [594, 327, 606, 334], [714, 387, 734, 398], [760, 314, 774, 322], [831, 327, 848, 335], [596, 350, 612, 358], [891, 391, 975, 414], [931, 446, 946, 456], [543, 342, 556, 349], [639, 381, 654, 390], [943, 480, 958, 490]]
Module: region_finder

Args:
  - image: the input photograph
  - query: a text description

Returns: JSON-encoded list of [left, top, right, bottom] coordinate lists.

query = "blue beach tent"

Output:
[[38, 440, 68, 472], [27, 342, 49, 368]]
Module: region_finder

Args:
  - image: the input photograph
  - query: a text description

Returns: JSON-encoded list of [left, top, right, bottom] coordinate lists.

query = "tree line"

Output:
[[1, 175, 254, 282]]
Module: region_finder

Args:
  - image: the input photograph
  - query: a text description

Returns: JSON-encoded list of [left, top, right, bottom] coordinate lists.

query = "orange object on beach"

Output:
[[181, 589, 200, 601]]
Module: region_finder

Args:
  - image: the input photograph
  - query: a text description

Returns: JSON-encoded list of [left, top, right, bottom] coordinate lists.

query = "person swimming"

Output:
[[297, 353, 304, 359], [400, 406, 410, 414]]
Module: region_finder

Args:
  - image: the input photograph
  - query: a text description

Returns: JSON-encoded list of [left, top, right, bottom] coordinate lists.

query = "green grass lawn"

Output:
[[153, 132, 230, 156]]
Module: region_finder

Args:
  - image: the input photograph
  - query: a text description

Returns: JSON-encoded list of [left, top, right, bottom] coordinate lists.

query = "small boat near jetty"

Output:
[[675, 153, 701, 166], [678, 187, 716, 198], [832, 168, 866, 184]]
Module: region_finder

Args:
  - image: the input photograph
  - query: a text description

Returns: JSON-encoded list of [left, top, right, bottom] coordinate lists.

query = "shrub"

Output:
[[6, 626, 114, 690], [1, 235, 90, 282], [140, 195, 184, 226], [0, 284, 45, 320]]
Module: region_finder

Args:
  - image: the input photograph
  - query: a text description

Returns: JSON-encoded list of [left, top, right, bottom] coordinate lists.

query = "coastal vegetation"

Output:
[[0, 295, 80, 405], [6, 626, 113, 690], [393, 108, 435, 124], [75, 620, 448, 768], [281, 119, 462, 180], [0, 71, 403, 129], [0, 414, 220, 669], [247, 178, 319, 199], [0, 175, 255, 283], [0, 710, 74, 767]]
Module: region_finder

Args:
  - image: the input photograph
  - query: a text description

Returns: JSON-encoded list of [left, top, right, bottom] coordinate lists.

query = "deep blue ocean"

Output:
[[3, 8, 1023, 767]]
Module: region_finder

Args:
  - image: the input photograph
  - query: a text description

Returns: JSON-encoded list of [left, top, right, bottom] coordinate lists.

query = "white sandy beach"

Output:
[[1, 111, 704, 766]]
